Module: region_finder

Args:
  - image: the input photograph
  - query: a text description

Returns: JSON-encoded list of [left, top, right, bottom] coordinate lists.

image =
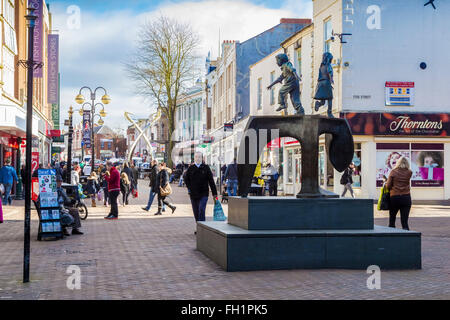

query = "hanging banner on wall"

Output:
[[48, 34, 59, 104], [83, 110, 91, 149], [28, 0, 43, 78]]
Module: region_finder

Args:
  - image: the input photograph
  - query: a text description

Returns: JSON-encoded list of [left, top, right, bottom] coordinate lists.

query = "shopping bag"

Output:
[[132, 189, 138, 198], [213, 199, 227, 221], [377, 185, 390, 211], [0, 198, 3, 223], [97, 189, 104, 202]]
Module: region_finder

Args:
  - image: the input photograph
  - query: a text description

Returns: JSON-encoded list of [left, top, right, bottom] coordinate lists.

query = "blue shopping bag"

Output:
[[213, 199, 227, 221]]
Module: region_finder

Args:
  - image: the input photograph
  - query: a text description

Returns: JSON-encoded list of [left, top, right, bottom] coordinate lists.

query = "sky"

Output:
[[50, 0, 312, 133]]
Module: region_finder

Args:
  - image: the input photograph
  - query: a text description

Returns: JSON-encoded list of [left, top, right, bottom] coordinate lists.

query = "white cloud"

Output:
[[52, 0, 312, 131]]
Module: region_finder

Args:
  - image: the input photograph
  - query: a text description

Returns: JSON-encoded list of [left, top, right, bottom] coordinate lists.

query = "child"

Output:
[[86, 172, 99, 207], [120, 172, 130, 207], [267, 53, 304, 115]]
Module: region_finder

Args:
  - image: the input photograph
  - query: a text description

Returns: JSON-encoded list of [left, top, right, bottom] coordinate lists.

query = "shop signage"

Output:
[[385, 82, 414, 106], [32, 152, 40, 173], [50, 130, 61, 137], [342, 113, 450, 136], [28, 0, 43, 78], [224, 122, 234, 132]]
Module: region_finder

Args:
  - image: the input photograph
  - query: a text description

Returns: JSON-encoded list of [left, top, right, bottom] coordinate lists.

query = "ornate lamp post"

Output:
[[74, 87, 110, 169], [19, 7, 43, 284]]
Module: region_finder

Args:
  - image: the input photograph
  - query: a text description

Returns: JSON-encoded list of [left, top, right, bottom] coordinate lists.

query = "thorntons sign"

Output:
[[341, 113, 450, 136]]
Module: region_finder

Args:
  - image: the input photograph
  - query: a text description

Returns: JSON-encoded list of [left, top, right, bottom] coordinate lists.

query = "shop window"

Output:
[[324, 19, 332, 53], [257, 78, 262, 110], [375, 143, 444, 188], [352, 143, 362, 188], [319, 145, 325, 186], [296, 47, 302, 76], [287, 150, 293, 183], [3, 48, 15, 96]]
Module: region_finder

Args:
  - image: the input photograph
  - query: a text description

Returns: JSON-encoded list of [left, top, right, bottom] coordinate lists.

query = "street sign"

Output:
[[224, 122, 233, 132]]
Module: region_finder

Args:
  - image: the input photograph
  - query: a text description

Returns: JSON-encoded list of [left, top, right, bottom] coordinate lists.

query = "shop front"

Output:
[[340, 113, 450, 201]]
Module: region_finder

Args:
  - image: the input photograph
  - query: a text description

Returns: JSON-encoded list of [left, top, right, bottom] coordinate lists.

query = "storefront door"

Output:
[[293, 154, 302, 194]]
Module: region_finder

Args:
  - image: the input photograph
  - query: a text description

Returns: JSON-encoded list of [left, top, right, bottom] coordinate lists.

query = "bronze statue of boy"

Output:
[[314, 52, 334, 118], [267, 53, 304, 115]]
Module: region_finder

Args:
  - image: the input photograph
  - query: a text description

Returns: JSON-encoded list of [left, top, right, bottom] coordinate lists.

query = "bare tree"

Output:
[[126, 15, 201, 166]]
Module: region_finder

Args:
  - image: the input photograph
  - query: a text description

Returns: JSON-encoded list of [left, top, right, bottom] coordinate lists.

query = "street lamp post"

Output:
[[75, 87, 110, 170], [19, 8, 42, 284]]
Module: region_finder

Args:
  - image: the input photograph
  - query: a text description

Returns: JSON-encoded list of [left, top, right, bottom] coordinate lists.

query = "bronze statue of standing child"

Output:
[[267, 53, 305, 115]]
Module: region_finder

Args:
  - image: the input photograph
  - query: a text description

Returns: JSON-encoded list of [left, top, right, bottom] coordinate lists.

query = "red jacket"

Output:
[[105, 166, 120, 192]]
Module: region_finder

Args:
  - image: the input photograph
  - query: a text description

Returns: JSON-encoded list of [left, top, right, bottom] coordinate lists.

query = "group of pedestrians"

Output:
[[141, 153, 217, 234], [141, 160, 176, 215], [342, 157, 413, 231]]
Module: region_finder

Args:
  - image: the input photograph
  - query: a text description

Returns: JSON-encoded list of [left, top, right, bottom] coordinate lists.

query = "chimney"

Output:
[[280, 18, 312, 25]]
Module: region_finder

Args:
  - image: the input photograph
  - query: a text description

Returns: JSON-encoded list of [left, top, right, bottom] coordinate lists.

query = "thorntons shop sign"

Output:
[[341, 113, 450, 136]]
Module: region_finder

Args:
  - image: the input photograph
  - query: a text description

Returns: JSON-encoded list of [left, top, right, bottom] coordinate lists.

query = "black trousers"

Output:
[[157, 193, 173, 210], [389, 194, 412, 230], [109, 190, 120, 217], [269, 181, 278, 196]]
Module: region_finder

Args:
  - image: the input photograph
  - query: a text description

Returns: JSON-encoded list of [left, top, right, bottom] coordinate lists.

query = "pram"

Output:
[[170, 169, 183, 183], [61, 183, 89, 220]]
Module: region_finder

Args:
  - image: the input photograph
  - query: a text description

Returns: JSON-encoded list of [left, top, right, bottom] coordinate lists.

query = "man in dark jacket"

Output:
[[340, 163, 355, 198], [185, 152, 218, 226], [142, 159, 159, 212], [224, 158, 238, 196]]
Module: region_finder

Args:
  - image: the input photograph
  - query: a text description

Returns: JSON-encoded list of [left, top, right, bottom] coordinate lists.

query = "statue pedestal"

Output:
[[197, 197, 421, 271]]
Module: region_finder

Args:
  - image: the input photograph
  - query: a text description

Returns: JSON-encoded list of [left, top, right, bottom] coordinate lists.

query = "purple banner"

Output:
[[83, 111, 91, 149], [47, 34, 59, 104], [28, 0, 43, 78]]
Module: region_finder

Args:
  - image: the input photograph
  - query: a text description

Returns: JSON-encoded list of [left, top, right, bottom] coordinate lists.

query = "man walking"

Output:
[[0, 159, 18, 206], [224, 158, 238, 197], [185, 152, 218, 232], [104, 161, 121, 219], [340, 163, 355, 198], [142, 159, 159, 212]]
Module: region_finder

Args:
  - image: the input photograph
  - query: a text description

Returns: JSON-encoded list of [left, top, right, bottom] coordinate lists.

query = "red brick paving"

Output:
[[1, 185, 450, 300]]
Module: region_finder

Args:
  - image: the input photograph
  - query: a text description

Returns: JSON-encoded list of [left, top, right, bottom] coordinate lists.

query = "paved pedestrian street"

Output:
[[1, 183, 450, 300]]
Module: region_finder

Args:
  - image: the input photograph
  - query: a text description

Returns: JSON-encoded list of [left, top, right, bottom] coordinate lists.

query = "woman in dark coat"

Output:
[[120, 172, 130, 206], [154, 163, 176, 216], [86, 172, 100, 207]]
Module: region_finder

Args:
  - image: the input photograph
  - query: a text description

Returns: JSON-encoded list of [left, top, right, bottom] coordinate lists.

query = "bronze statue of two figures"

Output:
[[268, 52, 334, 118]]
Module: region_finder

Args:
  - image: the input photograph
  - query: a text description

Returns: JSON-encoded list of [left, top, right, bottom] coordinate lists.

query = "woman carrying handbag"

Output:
[[154, 163, 176, 216]]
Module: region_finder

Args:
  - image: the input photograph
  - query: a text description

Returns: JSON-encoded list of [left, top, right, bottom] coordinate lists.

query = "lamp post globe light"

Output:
[[75, 87, 110, 169]]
